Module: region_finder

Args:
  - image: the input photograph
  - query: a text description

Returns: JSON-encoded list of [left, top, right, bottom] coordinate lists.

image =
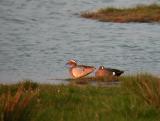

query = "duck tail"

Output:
[[116, 70, 124, 76]]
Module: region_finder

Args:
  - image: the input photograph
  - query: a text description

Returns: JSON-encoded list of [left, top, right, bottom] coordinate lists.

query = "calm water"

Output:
[[0, 0, 160, 83]]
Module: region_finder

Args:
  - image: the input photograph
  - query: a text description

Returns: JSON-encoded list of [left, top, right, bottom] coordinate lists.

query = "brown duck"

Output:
[[95, 66, 124, 80], [66, 59, 96, 79]]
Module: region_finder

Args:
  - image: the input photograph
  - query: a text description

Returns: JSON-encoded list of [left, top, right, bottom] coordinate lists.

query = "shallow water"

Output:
[[0, 0, 160, 83]]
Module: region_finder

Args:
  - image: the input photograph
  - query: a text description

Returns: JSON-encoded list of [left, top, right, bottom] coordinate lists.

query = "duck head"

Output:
[[66, 59, 77, 68]]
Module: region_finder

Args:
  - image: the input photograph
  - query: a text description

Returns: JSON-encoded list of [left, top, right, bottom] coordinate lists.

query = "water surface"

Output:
[[0, 0, 160, 83]]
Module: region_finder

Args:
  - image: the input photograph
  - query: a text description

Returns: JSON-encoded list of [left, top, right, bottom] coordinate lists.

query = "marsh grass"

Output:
[[120, 73, 160, 109], [31, 75, 160, 121], [81, 4, 160, 23], [0, 74, 160, 121], [0, 81, 38, 121]]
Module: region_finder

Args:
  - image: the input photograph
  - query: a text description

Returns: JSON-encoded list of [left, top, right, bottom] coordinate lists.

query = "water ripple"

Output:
[[0, 0, 160, 82]]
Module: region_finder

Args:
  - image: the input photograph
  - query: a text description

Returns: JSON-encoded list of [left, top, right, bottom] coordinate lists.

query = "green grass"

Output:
[[0, 74, 160, 121], [81, 4, 160, 23]]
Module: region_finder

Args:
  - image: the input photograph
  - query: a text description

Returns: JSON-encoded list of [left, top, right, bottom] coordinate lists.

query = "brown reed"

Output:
[[0, 82, 38, 121]]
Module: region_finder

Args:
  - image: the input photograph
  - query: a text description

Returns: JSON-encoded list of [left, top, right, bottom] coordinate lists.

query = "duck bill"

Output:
[[65, 62, 69, 68]]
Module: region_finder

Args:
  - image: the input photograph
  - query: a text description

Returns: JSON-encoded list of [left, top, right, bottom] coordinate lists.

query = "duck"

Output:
[[95, 66, 124, 80], [66, 59, 96, 79]]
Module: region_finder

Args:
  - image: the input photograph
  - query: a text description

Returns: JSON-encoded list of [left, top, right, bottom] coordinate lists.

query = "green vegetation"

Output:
[[0, 74, 160, 121], [81, 4, 160, 23]]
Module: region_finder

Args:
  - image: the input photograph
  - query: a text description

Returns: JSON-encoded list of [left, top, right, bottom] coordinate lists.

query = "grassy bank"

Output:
[[81, 4, 160, 23], [0, 73, 160, 121]]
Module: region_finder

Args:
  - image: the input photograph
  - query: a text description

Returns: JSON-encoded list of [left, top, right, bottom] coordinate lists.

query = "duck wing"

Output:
[[105, 68, 124, 76], [71, 65, 95, 78]]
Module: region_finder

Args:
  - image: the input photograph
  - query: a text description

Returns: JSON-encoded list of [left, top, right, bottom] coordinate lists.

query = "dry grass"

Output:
[[0, 81, 38, 121], [121, 73, 160, 109], [136, 79, 160, 108], [81, 4, 160, 23]]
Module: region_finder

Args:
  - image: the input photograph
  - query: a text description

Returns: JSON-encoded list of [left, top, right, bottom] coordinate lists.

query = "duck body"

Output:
[[95, 67, 109, 77], [66, 59, 96, 79], [95, 66, 124, 80]]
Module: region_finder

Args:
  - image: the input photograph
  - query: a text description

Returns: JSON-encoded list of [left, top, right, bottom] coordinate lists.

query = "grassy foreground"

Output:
[[0, 73, 160, 121], [81, 4, 160, 23]]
